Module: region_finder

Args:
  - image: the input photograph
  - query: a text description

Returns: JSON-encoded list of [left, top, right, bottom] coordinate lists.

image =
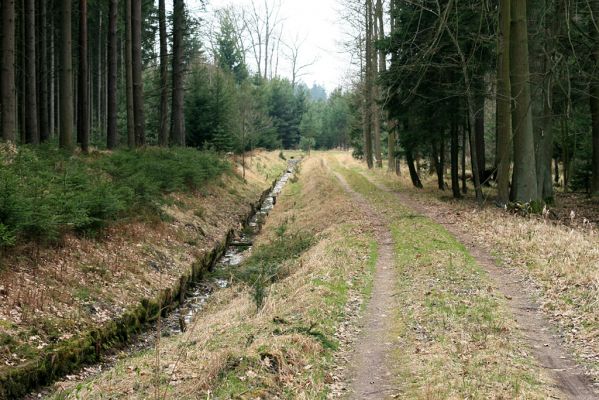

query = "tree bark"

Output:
[[78, 0, 89, 153], [591, 0, 599, 195], [171, 0, 186, 146], [125, 0, 135, 148], [451, 121, 461, 198], [59, 0, 74, 150], [461, 123, 468, 194], [158, 0, 169, 146], [406, 147, 423, 188], [1, 0, 17, 142], [510, 0, 538, 202], [39, 0, 49, 142], [25, 0, 39, 144], [372, 0, 382, 168], [49, 0, 55, 138], [475, 94, 485, 182], [432, 140, 445, 190], [496, 0, 512, 205], [107, 0, 118, 149], [363, 0, 374, 168], [131, 0, 144, 147]]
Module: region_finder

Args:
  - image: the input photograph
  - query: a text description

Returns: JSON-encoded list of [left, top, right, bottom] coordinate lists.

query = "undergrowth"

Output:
[[233, 221, 315, 309], [0, 145, 229, 251]]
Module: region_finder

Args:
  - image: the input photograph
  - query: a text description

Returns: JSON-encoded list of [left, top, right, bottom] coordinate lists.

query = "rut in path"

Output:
[[334, 171, 400, 399], [360, 172, 598, 400]]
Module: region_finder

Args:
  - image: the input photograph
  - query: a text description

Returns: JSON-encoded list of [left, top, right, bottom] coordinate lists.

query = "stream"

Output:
[[27, 159, 299, 399]]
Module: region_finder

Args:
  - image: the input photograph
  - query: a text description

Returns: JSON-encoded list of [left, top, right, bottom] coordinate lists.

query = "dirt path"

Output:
[[362, 173, 598, 400], [333, 171, 400, 399]]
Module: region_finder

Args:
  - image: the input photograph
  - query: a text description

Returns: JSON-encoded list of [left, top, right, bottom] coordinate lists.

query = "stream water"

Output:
[[27, 159, 299, 399], [164, 158, 299, 335]]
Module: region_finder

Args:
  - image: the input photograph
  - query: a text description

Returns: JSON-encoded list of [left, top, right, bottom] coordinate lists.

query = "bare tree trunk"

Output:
[[461, 123, 467, 194], [107, 0, 118, 149], [59, 0, 74, 150], [591, 0, 599, 196], [371, 0, 382, 168], [171, 0, 185, 146], [49, 0, 55, 138], [496, 0, 512, 205], [406, 147, 423, 188], [25, 0, 39, 144], [39, 0, 49, 142], [475, 94, 485, 181], [432, 140, 445, 190], [510, 0, 538, 202], [363, 0, 374, 168], [451, 120, 461, 198], [132, 0, 145, 147], [78, 0, 89, 153], [158, 0, 169, 146], [1, 0, 17, 142], [125, 0, 135, 148]]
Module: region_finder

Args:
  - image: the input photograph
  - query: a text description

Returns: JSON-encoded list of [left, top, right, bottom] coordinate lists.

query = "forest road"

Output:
[[333, 171, 401, 399], [360, 172, 599, 400]]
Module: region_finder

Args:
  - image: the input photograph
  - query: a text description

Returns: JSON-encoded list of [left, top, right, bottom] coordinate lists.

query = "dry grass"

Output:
[[337, 151, 599, 383], [330, 153, 557, 399], [0, 152, 285, 374], [45, 153, 377, 399]]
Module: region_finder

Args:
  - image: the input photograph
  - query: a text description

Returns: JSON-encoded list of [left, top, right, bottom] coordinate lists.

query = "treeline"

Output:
[[0, 0, 187, 150], [348, 0, 599, 204], [0, 0, 354, 154]]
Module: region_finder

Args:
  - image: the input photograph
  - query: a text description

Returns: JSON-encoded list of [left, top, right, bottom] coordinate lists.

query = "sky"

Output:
[[186, 0, 355, 93]]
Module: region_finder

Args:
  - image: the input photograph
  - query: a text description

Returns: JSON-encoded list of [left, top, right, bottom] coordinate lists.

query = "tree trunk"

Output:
[[591, 0, 599, 195], [158, 0, 169, 146], [496, 0, 512, 205], [171, 0, 185, 146], [388, 128, 396, 172], [78, 0, 89, 153], [475, 94, 485, 182], [25, 0, 39, 144], [49, 1, 55, 138], [39, 0, 49, 142], [461, 123, 467, 194], [131, 0, 144, 147], [125, 0, 135, 148], [107, 0, 118, 149], [406, 148, 423, 188], [432, 140, 444, 190], [363, 0, 374, 168], [510, 0, 538, 202], [451, 121, 461, 198], [59, 0, 74, 149], [372, 0, 382, 168], [1, 0, 17, 142]]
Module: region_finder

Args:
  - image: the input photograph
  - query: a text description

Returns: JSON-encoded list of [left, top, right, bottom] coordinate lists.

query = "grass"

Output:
[[0, 150, 287, 398], [0, 145, 229, 250], [332, 159, 555, 399], [44, 153, 377, 399], [344, 151, 599, 382]]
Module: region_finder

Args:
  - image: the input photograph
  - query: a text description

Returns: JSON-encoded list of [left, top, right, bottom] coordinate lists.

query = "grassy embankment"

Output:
[[341, 151, 599, 382], [331, 154, 556, 399], [0, 145, 288, 398], [45, 154, 377, 399]]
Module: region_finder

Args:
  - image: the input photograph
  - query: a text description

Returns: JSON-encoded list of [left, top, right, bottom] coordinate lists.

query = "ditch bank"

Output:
[[1, 160, 299, 400]]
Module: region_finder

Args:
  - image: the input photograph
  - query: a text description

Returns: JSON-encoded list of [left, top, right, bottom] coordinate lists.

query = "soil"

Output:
[[333, 172, 400, 399], [363, 173, 598, 400]]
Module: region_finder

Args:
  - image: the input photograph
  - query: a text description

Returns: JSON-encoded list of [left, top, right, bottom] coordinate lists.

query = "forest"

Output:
[[350, 0, 599, 207], [0, 0, 598, 399]]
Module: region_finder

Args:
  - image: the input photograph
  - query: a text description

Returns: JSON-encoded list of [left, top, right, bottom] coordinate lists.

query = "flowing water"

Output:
[[28, 159, 300, 399]]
